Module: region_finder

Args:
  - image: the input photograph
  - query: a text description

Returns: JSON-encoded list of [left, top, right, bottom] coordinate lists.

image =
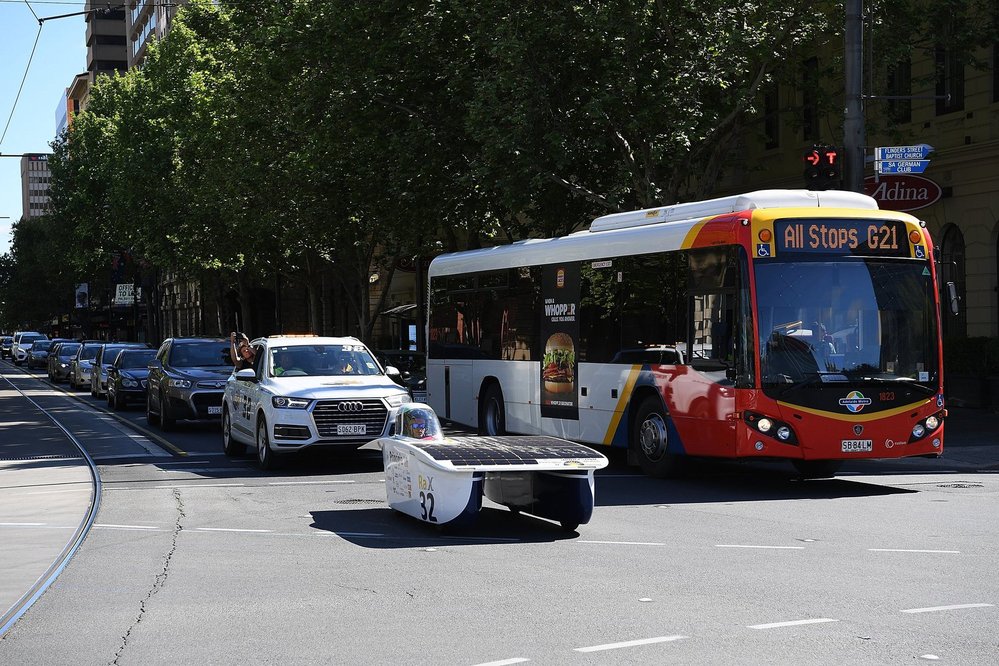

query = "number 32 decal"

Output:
[[419, 491, 437, 523]]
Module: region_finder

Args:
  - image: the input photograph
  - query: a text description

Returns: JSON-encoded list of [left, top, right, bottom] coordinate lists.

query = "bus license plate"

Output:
[[337, 424, 366, 435], [841, 439, 872, 452], [208, 406, 222, 415]]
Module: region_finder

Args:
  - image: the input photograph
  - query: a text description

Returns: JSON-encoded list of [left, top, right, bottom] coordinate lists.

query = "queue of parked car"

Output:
[[3, 331, 430, 471]]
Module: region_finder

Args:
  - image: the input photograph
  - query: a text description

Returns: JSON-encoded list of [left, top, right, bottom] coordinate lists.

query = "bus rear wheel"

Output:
[[632, 396, 682, 478], [792, 460, 842, 479], [478, 384, 506, 436]]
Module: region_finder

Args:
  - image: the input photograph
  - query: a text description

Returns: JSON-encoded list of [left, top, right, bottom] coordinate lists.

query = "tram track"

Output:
[[0, 362, 102, 637]]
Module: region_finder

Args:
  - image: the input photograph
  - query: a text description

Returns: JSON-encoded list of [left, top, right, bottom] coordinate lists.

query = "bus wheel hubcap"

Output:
[[639, 414, 668, 461]]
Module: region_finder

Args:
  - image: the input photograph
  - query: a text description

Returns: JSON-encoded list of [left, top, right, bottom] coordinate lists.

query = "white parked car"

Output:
[[222, 335, 411, 469]]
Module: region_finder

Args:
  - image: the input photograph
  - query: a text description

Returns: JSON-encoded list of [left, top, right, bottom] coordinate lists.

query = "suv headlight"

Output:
[[122, 378, 139, 388], [169, 378, 192, 389], [386, 393, 412, 407], [272, 396, 311, 409]]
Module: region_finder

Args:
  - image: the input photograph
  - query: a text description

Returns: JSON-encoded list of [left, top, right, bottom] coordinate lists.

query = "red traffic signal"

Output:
[[803, 144, 841, 190]]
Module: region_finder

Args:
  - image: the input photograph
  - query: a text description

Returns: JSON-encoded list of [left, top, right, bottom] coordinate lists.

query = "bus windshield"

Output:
[[755, 258, 938, 392]]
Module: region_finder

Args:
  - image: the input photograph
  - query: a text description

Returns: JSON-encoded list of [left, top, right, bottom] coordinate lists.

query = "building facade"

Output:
[[721, 44, 999, 341], [126, 0, 185, 69], [85, 1, 128, 77], [19, 154, 51, 220]]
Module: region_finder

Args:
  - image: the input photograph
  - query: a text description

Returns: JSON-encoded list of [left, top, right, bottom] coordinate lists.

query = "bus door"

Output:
[[666, 248, 746, 456]]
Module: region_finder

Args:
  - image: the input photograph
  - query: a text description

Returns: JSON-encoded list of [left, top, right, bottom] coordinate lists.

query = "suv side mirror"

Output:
[[235, 368, 256, 381], [385, 365, 401, 377]]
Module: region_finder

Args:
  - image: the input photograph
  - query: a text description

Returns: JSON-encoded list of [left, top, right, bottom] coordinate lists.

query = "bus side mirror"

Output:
[[946, 281, 960, 316]]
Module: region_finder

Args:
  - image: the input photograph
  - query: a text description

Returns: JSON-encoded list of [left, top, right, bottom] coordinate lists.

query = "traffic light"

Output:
[[802, 144, 842, 190]]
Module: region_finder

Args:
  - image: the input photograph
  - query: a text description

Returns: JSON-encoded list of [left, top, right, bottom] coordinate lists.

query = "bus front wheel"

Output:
[[632, 397, 682, 478], [478, 384, 506, 436]]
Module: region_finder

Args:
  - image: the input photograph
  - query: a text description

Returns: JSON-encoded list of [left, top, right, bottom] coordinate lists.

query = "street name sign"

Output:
[[875, 144, 933, 160], [876, 160, 930, 174]]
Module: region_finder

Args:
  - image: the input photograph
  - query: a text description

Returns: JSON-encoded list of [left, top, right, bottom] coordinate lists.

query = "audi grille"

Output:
[[312, 399, 388, 440]]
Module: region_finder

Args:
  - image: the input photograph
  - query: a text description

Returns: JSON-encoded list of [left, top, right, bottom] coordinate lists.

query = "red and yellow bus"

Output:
[[427, 190, 945, 477]]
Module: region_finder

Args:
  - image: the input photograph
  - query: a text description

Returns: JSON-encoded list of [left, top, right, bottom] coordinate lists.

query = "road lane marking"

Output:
[[748, 618, 838, 630], [577, 540, 667, 546], [268, 480, 357, 486], [868, 549, 960, 554], [0, 522, 46, 526], [574, 636, 687, 652], [195, 527, 273, 533], [716, 544, 805, 550], [93, 524, 160, 530], [152, 483, 246, 488], [472, 659, 530, 666], [901, 604, 993, 614]]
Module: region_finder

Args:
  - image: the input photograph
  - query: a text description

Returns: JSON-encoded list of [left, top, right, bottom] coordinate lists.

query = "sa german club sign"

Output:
[[864, 174, 942, 212]]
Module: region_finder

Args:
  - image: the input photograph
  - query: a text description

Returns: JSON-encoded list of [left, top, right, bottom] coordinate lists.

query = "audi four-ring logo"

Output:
[[335, 401, 364, 412]]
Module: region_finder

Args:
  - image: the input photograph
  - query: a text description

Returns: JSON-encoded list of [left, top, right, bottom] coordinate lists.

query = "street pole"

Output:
[[844, 0, 865, 192]]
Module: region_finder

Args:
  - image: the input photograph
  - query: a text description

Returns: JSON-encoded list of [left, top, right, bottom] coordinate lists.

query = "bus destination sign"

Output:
[[774, 218, 910, 257]]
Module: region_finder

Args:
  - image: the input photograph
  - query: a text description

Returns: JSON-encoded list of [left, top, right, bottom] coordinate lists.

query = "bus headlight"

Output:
[[743, 412, 798, 445], [911, 423, 926, 439], [925, 415, 940, 430]]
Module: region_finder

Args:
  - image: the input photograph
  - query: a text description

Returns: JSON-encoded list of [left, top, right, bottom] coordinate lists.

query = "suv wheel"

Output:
[[222, 407, 244, 456], [256, 417, 279, 470]]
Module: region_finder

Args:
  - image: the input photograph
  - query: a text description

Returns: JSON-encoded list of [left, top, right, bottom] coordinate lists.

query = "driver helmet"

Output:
[[396, 404, 442, 440]]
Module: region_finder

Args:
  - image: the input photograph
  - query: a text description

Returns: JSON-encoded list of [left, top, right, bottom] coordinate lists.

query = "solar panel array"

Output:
[[414, 436, 603, 466]]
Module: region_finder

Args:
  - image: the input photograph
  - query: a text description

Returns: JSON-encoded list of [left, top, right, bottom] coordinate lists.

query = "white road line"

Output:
[[577, 540, 667, 546], [868, 548, 961, 554], [268, 480, 358, 486], [0, 522, 46, 526], [159, 468, 252, 474], [901, 603, 994, 614], [22, 488, 93, 495], [93, 524, 160, 530], [151, 483, 246, 488], [716, 544, 805, 550], [472, 659, 530, 666], [574, 635, 687, 652], [748, 618, 838, 630], [156, 459, 212, 466], [195, 527, 273, 533]]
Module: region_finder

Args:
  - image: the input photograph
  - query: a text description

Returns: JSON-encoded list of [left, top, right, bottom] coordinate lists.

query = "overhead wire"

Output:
[[0, 25, 42, 150]]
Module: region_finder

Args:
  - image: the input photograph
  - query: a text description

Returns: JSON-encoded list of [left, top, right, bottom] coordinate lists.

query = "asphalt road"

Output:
[[1, 362, 997, 664]]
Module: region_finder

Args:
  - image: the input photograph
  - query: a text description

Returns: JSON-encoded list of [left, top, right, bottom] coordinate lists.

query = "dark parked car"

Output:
[[91, 342, 150, 397], [47, 342, 81, 382], [27, 338, 70, 370], [375, 349, 427, 402], [68, 340, 105, 390], [1, 336, 13, 359], [107, 348, 158, 410], [146, 337, 232, 430]]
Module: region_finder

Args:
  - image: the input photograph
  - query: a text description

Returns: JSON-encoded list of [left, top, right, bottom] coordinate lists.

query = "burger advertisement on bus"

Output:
[[541, 264, 580, 420]]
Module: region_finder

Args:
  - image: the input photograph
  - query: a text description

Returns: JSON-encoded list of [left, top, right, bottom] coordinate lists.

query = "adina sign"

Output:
[[864, 174, 942, 212]]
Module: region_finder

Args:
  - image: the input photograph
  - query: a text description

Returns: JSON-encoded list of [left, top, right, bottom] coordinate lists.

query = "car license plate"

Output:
[[208, 406, 222, 415], [841, 439, 873, 452], [337, 424, 366, 435]]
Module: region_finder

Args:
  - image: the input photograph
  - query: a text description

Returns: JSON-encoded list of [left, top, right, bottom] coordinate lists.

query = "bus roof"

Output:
[[429, 189, 889, 277]]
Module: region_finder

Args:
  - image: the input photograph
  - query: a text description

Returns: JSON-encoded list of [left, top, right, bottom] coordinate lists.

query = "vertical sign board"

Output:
[[540, 263, 580, 420]]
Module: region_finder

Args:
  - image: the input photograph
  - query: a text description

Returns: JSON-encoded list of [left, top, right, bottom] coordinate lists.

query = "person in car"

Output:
[[230, 331, 255, 370], [400, 406, 440, 440], [273, 350, 304, 376]]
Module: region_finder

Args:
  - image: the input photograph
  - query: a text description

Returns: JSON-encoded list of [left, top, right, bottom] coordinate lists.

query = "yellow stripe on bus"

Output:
[[603, 366, 643, 444], [680, 219, 711, 249], [775, 399, 931, 423]]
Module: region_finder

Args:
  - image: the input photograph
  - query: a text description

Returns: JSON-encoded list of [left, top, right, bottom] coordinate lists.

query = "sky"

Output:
[[0, 1, 86, 254]]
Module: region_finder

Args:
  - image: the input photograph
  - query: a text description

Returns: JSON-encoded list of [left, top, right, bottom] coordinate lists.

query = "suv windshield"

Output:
[[270, 344, 382, 378], [169, 342, 230, 368], [80, 346, 101, 360], [58, 344, 81, 356], [755, 258, 938, 392], [31, 341, 53, 352]]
